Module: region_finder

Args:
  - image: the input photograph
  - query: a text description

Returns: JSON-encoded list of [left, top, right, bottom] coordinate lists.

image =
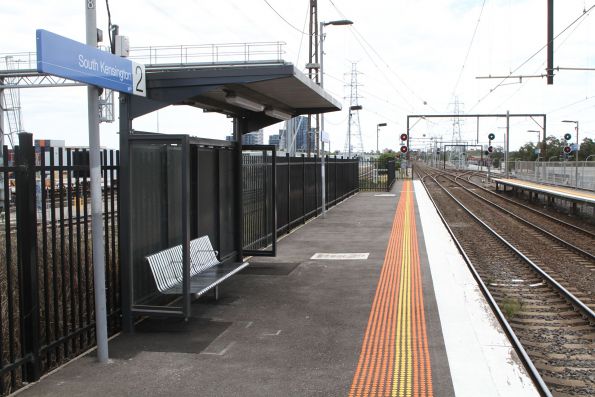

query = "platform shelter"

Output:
[[118, 62, 341, 331]]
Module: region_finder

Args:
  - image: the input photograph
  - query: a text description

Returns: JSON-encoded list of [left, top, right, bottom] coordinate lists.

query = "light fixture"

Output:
[[324, 19, 354, 26], [264, 108, 293, 121], [225, 94, 265, 112]]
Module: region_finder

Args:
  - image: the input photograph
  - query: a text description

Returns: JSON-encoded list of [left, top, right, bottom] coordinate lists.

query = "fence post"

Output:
[[286, 153, 290, 233], [301, 154, 305, 224], [314, 155, 318, 215], [15, 132, 41, 382]]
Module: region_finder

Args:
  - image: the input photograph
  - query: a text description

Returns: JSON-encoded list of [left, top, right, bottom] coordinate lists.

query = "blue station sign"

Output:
[[36, 29, 145, 96]]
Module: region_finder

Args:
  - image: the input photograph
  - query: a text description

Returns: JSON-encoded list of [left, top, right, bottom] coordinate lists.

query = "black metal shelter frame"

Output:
[[119, 62, 341, 331]]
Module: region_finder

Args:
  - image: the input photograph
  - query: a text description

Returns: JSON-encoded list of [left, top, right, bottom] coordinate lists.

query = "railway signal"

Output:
[[563, 146, 571, 154], [400, 145, 408, 153], [488, 146, 494, 153], [400, 133, 408, 142], [488, 133, 495, 141], [564, 133, 572, 141]]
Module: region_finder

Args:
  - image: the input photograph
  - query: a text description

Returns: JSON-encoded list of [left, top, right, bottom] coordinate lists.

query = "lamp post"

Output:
[[376, 122, 387, 153], [319, 19, 353, 218], [562, 120, 579, 187]]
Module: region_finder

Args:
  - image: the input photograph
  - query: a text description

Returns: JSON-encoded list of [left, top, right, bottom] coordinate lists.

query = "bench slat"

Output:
[[160, 261, 250, 295], [147, 236, 237, 295]]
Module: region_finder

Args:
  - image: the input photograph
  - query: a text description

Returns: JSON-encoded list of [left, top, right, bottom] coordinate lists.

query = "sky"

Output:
[[1, 0, 595, 155]]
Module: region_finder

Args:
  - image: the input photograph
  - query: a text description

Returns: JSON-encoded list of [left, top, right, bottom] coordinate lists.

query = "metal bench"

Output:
[[146, 236, 249, 298]]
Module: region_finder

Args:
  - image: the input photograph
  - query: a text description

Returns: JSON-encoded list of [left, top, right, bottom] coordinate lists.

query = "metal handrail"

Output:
[[0, 41, 287, 71]]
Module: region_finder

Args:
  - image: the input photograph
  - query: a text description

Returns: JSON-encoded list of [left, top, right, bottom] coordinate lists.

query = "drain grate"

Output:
[[239, 262, 301, 276]]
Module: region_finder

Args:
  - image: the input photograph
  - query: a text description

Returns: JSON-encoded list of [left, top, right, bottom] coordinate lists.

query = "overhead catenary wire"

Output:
[[491, 12, 591, 111], [470, 4, 595, 112], [450, 0, 487, 100], [263, 0, 308, 35], [327, 0, 430, 111], [105, 0, 113, 52], [296, 3, 311, 66]]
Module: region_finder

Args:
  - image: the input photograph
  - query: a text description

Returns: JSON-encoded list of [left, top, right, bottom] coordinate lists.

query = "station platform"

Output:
[[15, 180, 540, 397], [493, 177, 595, 205]]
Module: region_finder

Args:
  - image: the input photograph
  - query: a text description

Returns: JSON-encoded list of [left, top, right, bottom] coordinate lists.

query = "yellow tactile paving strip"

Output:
[[349, 180, 433, 397], [494, 178, 595, 203]]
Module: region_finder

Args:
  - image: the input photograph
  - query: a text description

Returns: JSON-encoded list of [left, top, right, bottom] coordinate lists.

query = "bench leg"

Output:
[[214, 286, 219, 301]]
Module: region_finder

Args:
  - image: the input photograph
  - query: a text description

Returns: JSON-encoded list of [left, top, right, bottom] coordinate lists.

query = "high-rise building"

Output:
[[281, 116, 314, 155], [225, 129, 264, 145], [268, 134, 280, 147]]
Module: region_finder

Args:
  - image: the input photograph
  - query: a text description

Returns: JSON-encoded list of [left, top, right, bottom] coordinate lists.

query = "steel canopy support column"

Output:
[[234, 118, 245, 263], [86, 0, 108, 362], [119, 94, 133, 333]]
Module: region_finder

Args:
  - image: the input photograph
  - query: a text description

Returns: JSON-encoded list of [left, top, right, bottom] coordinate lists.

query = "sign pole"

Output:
[[86, 0, 109, 363]]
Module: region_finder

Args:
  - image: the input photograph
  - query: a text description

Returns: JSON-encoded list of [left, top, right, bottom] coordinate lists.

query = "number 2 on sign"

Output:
[[135, 65, 144, 93]]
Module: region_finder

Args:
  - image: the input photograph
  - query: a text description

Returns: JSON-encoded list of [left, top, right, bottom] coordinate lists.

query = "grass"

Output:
[[501, 297, 523, 319]]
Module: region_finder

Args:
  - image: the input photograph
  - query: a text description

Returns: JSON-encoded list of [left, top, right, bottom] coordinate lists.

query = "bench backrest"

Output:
[[146, 236, 221, 293], [189, 236, 220, 274]]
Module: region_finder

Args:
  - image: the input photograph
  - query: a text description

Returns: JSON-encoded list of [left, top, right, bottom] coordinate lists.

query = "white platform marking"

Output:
[[374, 193, 396, 197], [414, 180, 540, 397], [200, 341, 236, 356], [310, 253, 370, 260]]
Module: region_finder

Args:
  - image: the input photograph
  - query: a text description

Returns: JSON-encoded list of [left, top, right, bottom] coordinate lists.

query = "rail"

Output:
[[0, 42, 287, 72], [415, 167, 552, 397]]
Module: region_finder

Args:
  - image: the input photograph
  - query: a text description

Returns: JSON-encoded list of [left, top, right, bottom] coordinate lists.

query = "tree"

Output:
[[377, 151, 400, 169], [579, 137, 595, 161], [511, 142, 538, 161], [545, 135, 564, 161]]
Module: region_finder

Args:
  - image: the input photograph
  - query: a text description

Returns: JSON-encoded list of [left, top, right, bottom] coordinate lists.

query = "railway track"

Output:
[[432, 171, 595, 310], [416, 166, 595, 397]]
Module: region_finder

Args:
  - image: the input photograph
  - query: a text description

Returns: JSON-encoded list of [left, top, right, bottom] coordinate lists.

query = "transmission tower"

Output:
[[305, 0, 320, 157], [344, 63, 363, 156], [449, 97, 465, 168], [450, 96, 464, 143]]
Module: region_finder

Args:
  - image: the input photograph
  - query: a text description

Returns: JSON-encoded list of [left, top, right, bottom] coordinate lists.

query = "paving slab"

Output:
[[16, 183, 404, 397]]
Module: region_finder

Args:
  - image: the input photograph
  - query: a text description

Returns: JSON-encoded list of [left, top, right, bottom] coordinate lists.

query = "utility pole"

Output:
[[547, 0, 554, 85], [306, 0, 320, 157], [85, 0, 109, 363]]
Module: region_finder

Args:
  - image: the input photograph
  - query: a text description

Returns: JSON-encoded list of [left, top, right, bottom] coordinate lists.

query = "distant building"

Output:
[[280, 116, 314, 155], [268, 134, 280, 147], [226, 129, 264, 145]]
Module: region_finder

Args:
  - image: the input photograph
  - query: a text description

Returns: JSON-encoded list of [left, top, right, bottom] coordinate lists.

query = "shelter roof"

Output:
[[129, 62, 341, 133]]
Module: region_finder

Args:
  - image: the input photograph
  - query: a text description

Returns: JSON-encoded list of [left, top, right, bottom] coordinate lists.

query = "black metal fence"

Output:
[[242, 153, 359, 248], [358, 159, 396, 191], [0, 133, 119, 394], [0, 139, 368, 395]]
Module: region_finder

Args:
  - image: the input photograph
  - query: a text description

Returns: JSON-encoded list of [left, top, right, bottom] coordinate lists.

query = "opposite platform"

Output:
[[493, 177, 595, 205]]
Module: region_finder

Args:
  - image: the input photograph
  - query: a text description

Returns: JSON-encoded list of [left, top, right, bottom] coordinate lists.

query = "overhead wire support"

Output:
[[476, 74, 546, 81], [470, 3, 595, 111]]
